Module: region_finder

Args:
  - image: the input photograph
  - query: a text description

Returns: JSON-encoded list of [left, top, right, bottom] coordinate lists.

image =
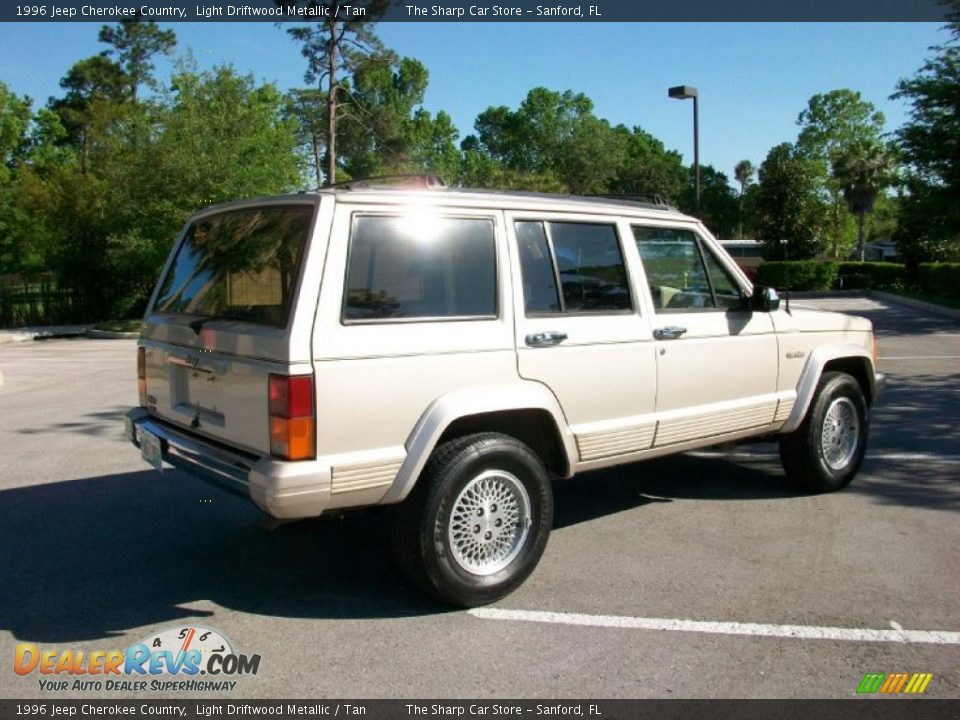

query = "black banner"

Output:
[[1, 700, 960, 720], [0, 0, 952, 23]]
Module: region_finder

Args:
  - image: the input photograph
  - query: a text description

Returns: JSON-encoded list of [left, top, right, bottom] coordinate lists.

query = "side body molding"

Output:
[[780, 344, 876, 434], [381, 383, 578, 504]]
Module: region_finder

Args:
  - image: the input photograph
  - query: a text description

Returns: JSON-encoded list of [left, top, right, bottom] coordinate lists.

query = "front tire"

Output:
[[393, 432, 553, 607], [779, 371, 869, 493]]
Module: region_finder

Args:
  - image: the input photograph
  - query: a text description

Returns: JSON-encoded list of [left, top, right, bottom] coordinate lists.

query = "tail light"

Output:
[[268, 374, 315, 460], [137, 347, 147, 407]]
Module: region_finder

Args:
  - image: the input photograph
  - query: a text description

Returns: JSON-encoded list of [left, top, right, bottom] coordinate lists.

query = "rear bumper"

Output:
[[124, 408, 332, 519]]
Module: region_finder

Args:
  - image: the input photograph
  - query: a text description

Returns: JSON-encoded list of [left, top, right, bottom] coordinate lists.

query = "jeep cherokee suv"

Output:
[[125, 181, 885, 606]]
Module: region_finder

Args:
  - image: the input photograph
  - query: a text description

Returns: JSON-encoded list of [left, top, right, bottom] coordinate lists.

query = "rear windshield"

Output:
[[153, 205, 313, 328]]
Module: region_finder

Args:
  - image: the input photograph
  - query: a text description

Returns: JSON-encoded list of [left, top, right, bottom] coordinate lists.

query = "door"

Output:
[[507, 213, 658, 463], [632, 224, 779, 447]]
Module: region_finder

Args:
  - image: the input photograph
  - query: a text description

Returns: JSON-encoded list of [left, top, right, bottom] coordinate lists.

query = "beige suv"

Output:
[[125, 180, 885, 606]]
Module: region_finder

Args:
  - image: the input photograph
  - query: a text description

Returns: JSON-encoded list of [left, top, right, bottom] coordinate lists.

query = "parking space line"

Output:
[[689, 451, 960, 462], [469, 608, 960, 645]]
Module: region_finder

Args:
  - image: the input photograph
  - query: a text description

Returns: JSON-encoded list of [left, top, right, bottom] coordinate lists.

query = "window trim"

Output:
[[340, 212, 501, 326], [515, 218, 634, 318]]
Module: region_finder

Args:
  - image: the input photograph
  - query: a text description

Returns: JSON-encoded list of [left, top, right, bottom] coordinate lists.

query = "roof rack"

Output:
[[584, 193, 671, 208], [327, 174, 447, 191]]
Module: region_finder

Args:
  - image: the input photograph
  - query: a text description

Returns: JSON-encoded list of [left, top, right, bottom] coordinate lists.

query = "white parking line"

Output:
[[469, 608, 960, 645], [880, 355, 960, 361], [689, 451, 960, 463]]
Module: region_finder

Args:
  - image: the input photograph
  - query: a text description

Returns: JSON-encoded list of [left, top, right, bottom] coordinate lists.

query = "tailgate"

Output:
[[138, 199, 321, 456]]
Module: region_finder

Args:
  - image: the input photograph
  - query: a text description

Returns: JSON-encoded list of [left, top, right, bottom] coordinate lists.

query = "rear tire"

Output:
[[393, 432, 553, 607], [779, 371, 868, 493]]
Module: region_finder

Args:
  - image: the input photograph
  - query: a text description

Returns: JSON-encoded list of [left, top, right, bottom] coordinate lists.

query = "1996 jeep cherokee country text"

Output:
[[125, 181, 886, 606]]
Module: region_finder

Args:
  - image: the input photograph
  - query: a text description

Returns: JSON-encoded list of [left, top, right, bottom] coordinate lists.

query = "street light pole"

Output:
[[668, 85, 700, 215]]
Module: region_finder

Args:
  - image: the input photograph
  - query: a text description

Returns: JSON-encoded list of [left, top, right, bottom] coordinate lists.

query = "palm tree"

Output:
[[734, 159, 755, 239], [832, 143, 896, 261]]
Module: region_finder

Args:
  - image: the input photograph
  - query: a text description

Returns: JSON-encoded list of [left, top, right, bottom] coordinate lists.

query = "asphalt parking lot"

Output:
[[0, 295, 957, 699]]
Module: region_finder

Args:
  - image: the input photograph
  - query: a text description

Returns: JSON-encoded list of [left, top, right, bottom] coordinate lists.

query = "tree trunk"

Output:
[[856, 210, 866, 262], [325, 21, 338, 186], [312, 131, 322, 188]]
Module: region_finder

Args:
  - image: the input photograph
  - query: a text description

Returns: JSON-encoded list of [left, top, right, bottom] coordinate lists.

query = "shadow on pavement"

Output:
[[1, 452, 804, 644]]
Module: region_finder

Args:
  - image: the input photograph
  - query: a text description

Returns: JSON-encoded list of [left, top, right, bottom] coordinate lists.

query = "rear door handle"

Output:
[[525, 331, 568, 347], [653, 326, 687, 340]]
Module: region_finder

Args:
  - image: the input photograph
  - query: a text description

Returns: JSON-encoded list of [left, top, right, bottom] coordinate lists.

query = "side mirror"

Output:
[[750, 286, 780, 312]]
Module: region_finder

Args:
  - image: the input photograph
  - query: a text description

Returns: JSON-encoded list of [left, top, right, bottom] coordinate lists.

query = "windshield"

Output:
[[153, 204, 313, 328]]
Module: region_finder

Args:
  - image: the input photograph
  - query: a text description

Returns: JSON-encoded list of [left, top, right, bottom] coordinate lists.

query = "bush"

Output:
[[836, 262, 908, 292], [918, 263, 960, 301], [756, 261, 838, 291]]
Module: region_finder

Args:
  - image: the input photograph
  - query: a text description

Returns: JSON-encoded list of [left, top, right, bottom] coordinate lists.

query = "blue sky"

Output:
[[0, 22, 947, 182]]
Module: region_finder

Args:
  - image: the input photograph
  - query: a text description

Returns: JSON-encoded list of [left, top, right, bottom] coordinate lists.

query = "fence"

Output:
[[0, 277, 85, 328]]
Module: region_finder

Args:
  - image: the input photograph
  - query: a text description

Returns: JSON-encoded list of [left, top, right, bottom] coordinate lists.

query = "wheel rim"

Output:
[[447, 470, 532, 576], [820, 397, 860, 470]]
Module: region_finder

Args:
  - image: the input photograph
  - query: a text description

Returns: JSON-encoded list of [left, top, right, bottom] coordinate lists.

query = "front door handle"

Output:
[[654, 326, 687, 340], [525, 331, 568, 347]]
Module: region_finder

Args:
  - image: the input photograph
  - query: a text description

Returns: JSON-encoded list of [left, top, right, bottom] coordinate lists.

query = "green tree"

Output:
[[98, 18, 176, 101], [796, 89, 886, 257], [280, 0, 389, 185], [608, 127, 687, 202], [0, 83, 33, 275], [679, 165, 738, 238], [832, 141, 897, 261], [734, 159, 755, 238], [49, 55, 129, 167], [892, 0, 960, 264], [285, 87, 327, 187], [756, 142, 827, 259]]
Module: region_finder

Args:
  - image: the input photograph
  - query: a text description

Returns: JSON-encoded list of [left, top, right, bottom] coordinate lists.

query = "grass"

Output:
[[900, 293, 960, 310], [94, 318, 143, 333]]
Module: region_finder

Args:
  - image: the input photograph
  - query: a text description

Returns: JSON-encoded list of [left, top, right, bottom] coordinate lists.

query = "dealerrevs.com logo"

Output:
[[14, 626, 261, 693]]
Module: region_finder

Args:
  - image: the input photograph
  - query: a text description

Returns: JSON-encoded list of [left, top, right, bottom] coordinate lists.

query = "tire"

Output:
[[779, 371, 869, 493], [392, 432, 553, 607]]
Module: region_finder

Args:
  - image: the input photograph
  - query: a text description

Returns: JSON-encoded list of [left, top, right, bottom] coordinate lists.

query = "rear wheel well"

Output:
[[822, 356, 874, 405], [437, 409, 569, 478]]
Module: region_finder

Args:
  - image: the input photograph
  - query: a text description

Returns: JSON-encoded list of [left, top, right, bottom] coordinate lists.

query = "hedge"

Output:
[[918, 263, 960, 301], [756, 261, 910, 293], [836, 262, 908, 292], [756, 261, 839, 291]]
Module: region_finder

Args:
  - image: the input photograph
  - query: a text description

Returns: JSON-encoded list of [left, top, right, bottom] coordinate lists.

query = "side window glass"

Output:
[[515, 221, 560, 314], [634, 226, 744, 312], [343, 215, 496, 322], [550, 223, 632, 312], [634, 227, 712, 311], [515, 220, 631, 315], [700, 243, 744, 310]]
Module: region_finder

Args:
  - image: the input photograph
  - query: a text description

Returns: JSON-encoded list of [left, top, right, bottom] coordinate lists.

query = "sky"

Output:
[[0, 21, 947, 183]]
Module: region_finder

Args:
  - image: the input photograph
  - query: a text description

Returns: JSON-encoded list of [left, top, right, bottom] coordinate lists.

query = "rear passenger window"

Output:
[[515, 221, 631, 315], [344, 215, 496, 322]]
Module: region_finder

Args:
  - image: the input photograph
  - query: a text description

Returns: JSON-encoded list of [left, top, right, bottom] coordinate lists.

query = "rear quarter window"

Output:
[[343, 214, 497, 322]]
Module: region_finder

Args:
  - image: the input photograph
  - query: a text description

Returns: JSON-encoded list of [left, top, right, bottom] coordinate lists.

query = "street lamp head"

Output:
[[668, 85, 698, 100]]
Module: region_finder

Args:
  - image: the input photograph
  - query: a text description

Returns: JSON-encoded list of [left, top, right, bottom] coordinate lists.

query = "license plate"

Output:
[[140, 428, 164, 473]]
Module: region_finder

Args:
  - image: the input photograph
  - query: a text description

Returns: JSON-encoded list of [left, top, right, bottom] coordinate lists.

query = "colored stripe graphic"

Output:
[[858, 672, 933, 694]]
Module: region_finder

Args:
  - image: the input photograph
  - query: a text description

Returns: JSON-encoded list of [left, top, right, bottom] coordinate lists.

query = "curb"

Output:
[[868, 290, 960, 321], [0, 325, 95, 344], [85, 329, 140, 339]]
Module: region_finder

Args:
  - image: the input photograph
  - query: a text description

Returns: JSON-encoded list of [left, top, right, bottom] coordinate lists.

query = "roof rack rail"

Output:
[[584, 193, 671, 207], [327, 174, 447, 190]]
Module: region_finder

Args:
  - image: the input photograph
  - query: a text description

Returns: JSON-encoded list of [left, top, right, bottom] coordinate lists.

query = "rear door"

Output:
[[507, 212, 658, 464], [140, 198, 325, 455]]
